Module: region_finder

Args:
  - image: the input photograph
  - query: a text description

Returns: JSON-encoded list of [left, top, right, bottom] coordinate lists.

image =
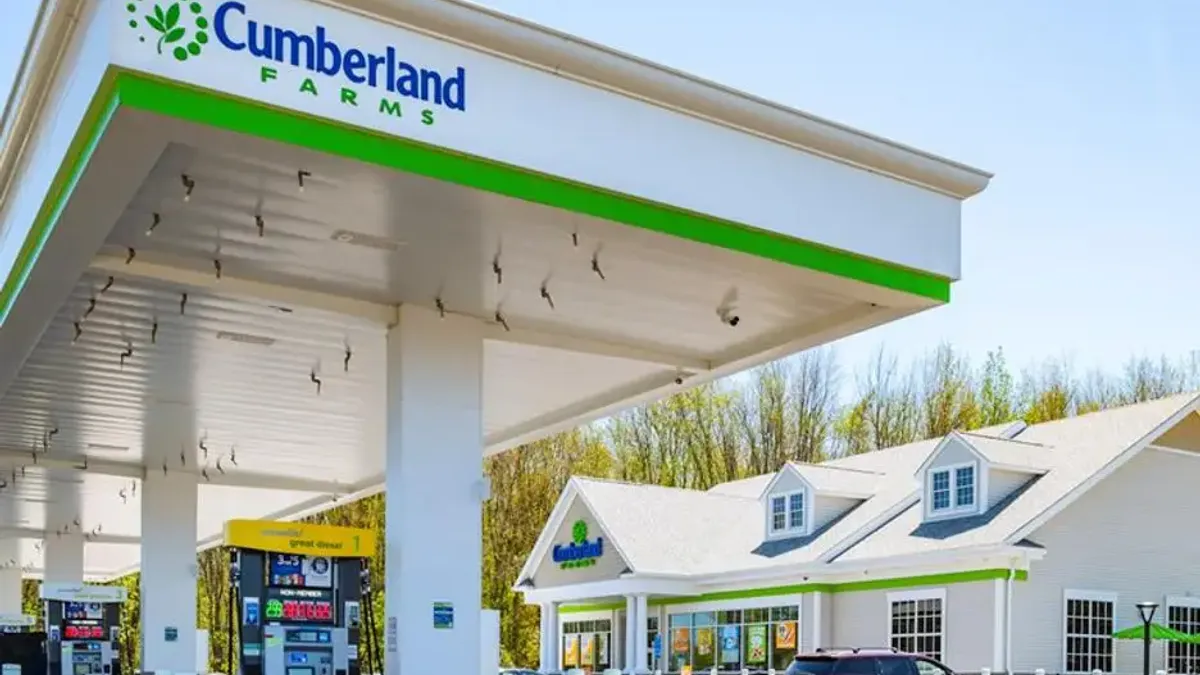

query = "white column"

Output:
[[0, 539, 22, 614], [44, 481, 84, 584], [810, 591, 822, 651], [140, 403, 199, 673], [624, 596, 637, 672], [539, 604, 553, 672], [385, 306, 484, 675], [634, 595, 649, 673], [548, 603, 560, 672]]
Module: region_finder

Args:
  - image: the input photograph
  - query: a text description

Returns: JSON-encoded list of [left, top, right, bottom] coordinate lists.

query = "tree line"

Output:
[[23, 346, 1200, 671]]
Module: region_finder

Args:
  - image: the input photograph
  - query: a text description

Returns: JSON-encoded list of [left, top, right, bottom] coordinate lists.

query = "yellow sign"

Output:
[[223, 519, 376, 557]]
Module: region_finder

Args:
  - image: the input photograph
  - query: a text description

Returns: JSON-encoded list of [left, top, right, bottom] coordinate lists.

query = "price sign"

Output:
[[281, 600, 333, 622]]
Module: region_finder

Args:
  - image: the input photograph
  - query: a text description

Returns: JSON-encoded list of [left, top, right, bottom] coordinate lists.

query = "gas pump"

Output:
[[224, 520, 380, 675], [40, 584, 125, 675], [0, 613, 46, 675]]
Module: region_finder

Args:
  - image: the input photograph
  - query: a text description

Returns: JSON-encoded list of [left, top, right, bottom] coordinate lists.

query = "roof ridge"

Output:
[[574, 475, 759, 501], [789, 460, 884, 476], [958, 430, 1049, 448]]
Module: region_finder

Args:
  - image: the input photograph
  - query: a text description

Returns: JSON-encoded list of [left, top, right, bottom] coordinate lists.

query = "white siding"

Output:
[[767, 469, 808, 497], [829, 581, 996, 672], [1012, 449, 1200, 675], [813, 495, 861, 531], [928, 438, 979, 469], [987, 468, 1031, 509]]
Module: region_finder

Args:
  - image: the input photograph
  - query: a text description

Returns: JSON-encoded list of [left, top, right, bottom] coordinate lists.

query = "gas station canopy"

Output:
[[0, 0, 989, 587]]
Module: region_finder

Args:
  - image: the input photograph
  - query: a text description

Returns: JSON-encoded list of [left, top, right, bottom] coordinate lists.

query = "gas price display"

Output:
[[265, 598, 334, 623], [64, 624, 105, 640]]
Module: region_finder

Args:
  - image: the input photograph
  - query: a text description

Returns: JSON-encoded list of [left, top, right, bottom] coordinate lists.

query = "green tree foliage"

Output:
[[94, 347, 1200, 671]]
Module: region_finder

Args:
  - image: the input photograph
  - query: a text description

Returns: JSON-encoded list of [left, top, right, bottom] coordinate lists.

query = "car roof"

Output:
[[798, 648, 906, 658]]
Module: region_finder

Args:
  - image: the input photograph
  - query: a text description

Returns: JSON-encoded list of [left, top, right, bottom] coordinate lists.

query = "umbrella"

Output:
[[1113, 623, 1199, 642]]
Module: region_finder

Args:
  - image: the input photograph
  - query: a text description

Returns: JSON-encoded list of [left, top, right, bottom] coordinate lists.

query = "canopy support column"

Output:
[[140, 402, 199, 673], [385, 305, 484, 675], [44, 483, 83, 585], [0, 538, 21, 614]]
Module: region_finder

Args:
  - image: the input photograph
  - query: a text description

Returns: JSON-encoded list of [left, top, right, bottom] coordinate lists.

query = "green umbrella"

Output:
[[1113, 623, 1199, 642]]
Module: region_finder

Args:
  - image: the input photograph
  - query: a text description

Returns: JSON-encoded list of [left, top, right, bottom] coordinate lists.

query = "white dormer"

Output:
[[916, 430, 1049, 522], [761, 468, 812, 539], [926, 458, 981, 519], [759, 463, 881, 540]]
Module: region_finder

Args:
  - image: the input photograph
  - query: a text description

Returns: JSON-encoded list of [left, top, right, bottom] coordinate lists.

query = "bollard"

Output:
[[1034, 669, 1045, 675], [742, 669, 749, 675], [769, 670, 777, 675], [981, 669, 991, 675]]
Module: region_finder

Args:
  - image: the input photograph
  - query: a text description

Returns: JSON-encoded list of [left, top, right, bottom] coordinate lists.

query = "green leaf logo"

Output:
[[126, 1, 211, 62], [571, 520, 588, 544]]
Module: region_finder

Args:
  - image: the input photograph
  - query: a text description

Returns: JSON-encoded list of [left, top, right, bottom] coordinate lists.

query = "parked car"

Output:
[[786, 648, 956, 675]]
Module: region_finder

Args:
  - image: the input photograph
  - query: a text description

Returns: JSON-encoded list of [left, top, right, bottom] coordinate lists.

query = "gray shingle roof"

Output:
[[570, 393, 1198, 577]]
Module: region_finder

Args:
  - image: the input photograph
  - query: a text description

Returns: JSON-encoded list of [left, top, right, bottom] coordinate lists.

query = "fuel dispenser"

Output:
[[0, 613, 45, 675], [40, 584, 125, 675], [224, 520, 380, 675]]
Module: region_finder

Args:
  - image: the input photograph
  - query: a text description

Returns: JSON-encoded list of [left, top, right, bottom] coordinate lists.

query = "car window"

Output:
[[915, 659, 953, 675], [878, 656, 917, 675], [787, 659, 838, 675]]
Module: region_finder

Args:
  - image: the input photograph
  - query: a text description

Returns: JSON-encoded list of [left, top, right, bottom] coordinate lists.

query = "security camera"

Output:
[[674, 376, 684, 385], [718, 308, 740, 327]]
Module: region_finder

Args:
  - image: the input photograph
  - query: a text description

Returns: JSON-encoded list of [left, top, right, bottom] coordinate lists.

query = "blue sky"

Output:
[[3, 1, 1198, 383]]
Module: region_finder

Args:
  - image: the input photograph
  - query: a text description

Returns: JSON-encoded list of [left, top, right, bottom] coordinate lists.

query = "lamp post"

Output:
[[1136, 601, 1159, 675]]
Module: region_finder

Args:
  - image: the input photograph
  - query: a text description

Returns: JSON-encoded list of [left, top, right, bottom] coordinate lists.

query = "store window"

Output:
[[1064, 591, 1114, 673], [664, 605, 798, 672], [562, 619, 613, 673], [647, 616, 660, 671], [1167, 600, 1200, 675], [888, 590, 944, 663]]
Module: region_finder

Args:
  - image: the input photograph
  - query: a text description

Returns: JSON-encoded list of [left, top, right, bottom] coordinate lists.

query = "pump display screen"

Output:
[[269, 554, 332, 589], [264, 587, 334, 624], [64, 624, 105, 640], [64, 603, 103, 620]]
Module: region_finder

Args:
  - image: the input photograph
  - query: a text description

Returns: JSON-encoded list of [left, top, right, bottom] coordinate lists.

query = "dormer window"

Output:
[[769, 490, 806, 535], [929, 463, 976, 513]]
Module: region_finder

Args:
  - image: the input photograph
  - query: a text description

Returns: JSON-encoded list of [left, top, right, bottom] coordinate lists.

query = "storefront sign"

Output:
[[774, 622, 796, 649], [746, 626, 766, 664], [223, 519, 375, 556], [120, 0, 467, 127], [552, 520, 604, 569], [719, 626, 739, 664], [564, 634, 580, 667]]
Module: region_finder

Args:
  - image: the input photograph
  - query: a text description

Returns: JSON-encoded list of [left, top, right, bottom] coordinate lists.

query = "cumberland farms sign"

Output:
[[124, 0, 468, 127]]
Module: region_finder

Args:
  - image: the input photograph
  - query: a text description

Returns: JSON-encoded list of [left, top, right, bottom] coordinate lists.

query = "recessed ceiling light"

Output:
[[330, 229, 404, 252], [216, 331, 276, 346], [86, 443, 128, 452]]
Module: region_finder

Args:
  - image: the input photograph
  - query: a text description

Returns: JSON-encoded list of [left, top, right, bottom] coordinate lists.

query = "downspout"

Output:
[[1005, 561, 1016, 675]]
